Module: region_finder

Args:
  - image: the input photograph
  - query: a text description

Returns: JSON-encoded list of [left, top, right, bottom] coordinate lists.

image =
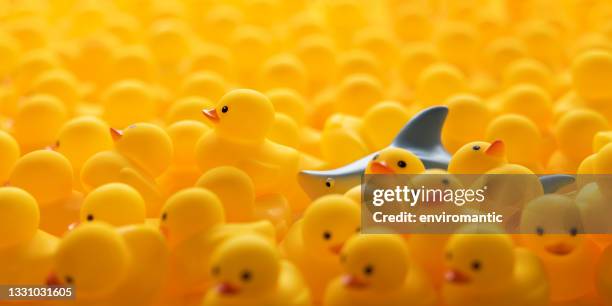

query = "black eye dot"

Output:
[[471, 261, 481, 271], [472, 145, 481, 151], [355, 227, 361, 233], [397, 160, 407, 168], [325, 181, 331, 187], [161, 212, 167, 221], [570, 227, 578, 236], [241, 270, 252, 282], [536, 227, 544, 236], [441, 178, 450, 185], [86, 214, 94, 222], [212, 266, 220, 276], [65, 276, 73, 284], [372, 154, 379, 160], [363, 265, 374, 276], [221, 105, 229, 113], [323, 231, 332, 240]]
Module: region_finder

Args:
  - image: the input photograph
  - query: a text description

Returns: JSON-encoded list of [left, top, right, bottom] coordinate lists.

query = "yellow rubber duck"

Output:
[[281, 194, 360, 303], [81, 122, 172, 216], [80, 183, 146, 227], [55, 116, 114, 189], [555, 109, 609, 166], [365, 147, 425, 174], [259, 54, 307, 95], [12, 94, 67, 153], [0, 187, 58, 285], [448, 140, 507, 175], [337, 50, 384, 84], [159, 188, 276, 303], [295, 34, 337, 94], [324, 234, 437, 306], [334, 74, 384, 117], [571, 50, 612, 107], [442, 94, 492, 154], [485, 114, 544, 173], [196, 89, 300, 198], [28, 69, 80, 112], [178, 71, 228, 103], [203, 234, 311, 306], [196, 166, 291, 235], [519, 194, 600, 302], [498, 84, 553, 130], [576, 183, 612, 249], [415, 63, 466, 108], [158, 120, 210, 197], [165, 96, 213, 125], [46, 222, 167, 306], [360, 101, 411, 152], [443, 226, 549, 306], [9, 150, 82, 236], [101, 80, 158, 129], [502, 58, 553, 94], [0, 130, 20, 184]]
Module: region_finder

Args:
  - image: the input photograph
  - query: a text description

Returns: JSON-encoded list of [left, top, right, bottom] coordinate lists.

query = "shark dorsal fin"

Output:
[[392, 106, 448, 150]]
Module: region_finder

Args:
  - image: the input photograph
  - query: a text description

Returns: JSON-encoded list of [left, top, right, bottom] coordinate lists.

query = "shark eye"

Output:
[[325, 178, 335, 188], [221, 105, 229, 113], [472, 145, 481, 151], [397, 160, 406, 168], [363, 264, 374, 276], [372, 154, 379, 160], [536, 226, 544, 236]]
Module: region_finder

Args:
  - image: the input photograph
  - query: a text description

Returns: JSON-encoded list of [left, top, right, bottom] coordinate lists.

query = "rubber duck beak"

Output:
[[485, 140, 505, 157], [545, 242, 574, 256], [445, 269, 471, 284], [202, 108, 220, 122], [46, 272, 61, 286], [110, 128, 123, 141], [217, 282, 240, 295], [159, 224, 169, 240], [329, 243, 344, 255], [67, 222, 80, 232], [342, 274, 368, 289], [368, 161, 395, 174]]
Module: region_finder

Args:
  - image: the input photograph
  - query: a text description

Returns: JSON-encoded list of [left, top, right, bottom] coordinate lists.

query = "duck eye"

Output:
[[323, 231, 332, 240], [86, 214, 94, 222], [325, 178, 335, 188], [536, 226, 544, 236], [211, 266, 220, 276], [471, 261, 481, 271], [397, 160, 407, 168], [472, 145, 481, 151], [355, 227, 361, 233], [372, 154, 379, 160], [441, 178, 450, 185], [161, 212, 167, 221], [65, 276, 74, 284], [240, 270, 252, 282], [569, 227, 578, 236], [221, 105, 229, 113], [363, 264, 374, 276]]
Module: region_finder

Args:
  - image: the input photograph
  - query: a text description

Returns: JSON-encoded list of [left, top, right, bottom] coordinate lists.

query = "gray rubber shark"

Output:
[[298, 106, 576, 199], [298, 106, 451, 199]]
